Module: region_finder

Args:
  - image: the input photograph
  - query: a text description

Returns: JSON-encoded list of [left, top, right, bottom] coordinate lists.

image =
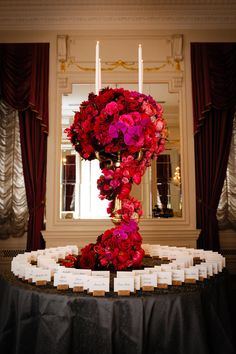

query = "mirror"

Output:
[[61, 83, 181, 219]]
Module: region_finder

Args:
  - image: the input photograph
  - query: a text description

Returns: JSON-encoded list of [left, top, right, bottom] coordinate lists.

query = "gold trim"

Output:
[[61, 58, 177, 73]]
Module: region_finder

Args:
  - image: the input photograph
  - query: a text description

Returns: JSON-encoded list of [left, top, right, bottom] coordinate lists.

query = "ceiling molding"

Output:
[[0, 2, 236, 30]]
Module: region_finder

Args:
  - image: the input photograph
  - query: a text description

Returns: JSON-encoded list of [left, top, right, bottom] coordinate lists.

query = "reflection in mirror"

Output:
[[61, 83, 181, 219]]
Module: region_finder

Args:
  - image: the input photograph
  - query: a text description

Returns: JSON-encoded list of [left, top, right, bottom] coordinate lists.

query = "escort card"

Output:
[[132, 269, 149, 276], [195, 265, 208, 279], [205, 259, 222, 272], [32, 268, 51, 283], [92, 271, 110, 278], [53, 272, 71, 286], [57, 267, 75, 274], [117, 271, 134, 278], [203, 262, 213, 277], [73, 269, 92, 276], [141, 273, 157, 288], [184, 267, 199, 281], [153, 266, 162, 272], [114, 277, 134, 292], [134, 275, 141, 291], [56, 249, 66, 260], [24, 265, 36, 280], [172, 261, 186, 269], [65, 245, 79, 255], [171, 269, 185, 283], [88, 277, 109, 293], [205, 261, 218, 274], [157, 271, 172, 285], [161, 264, 175, 271], [68, 274, 88, 289]]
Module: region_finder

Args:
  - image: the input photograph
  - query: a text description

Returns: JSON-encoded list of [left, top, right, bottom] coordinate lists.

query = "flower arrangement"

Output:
[[65, 87, 167, 270]]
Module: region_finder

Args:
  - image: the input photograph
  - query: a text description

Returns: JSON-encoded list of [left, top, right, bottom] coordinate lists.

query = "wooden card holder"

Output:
[[142, 286, 154, 292], [185, 278, 196, 284], [172, 280, 182, 286], [73, 286, 84, 293], [57, 284, 69, 290], [118, 290, 130, 296], [93, 290, 105, 297], [36, 280, 47, 286], [157, 283, 168, 289]]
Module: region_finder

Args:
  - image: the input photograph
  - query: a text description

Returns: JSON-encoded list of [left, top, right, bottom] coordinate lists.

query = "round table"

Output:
[[0, 271, 235, 354]]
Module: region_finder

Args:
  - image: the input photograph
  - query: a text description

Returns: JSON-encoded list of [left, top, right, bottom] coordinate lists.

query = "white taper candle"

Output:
[[95, 41, 99, 95], [99, 58, 102, 91], [138, 44, 143, 93]]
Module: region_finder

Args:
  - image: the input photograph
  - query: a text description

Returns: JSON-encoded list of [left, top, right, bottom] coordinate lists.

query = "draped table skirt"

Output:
[[0, 271, 235, 354]]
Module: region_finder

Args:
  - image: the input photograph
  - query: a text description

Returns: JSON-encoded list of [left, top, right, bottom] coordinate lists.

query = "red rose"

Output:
[[79, 253, 96, 269], [132, 249, 145, 266], [118, 183, 132, 200]]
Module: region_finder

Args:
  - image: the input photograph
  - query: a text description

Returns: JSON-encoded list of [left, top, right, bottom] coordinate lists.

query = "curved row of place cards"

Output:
[[11, 244, 225, 296]]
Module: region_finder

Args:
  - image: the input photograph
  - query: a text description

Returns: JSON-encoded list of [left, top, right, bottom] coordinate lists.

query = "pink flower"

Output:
[[105, 101, 119, 115]]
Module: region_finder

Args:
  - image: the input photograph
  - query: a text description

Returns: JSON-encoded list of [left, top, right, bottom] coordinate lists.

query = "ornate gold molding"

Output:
[[60, 58, 180, 73]]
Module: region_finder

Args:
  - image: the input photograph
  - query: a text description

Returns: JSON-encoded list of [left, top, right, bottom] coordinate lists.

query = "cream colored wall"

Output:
[[0, 30, 235, 266]]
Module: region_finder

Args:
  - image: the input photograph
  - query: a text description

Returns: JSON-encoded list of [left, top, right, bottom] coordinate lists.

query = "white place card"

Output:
[[66, 245, 79, 255], [32, 268, 51, 283], [24, 265, 36, 280], [195, 265, 208, 279], [171, 269, 185, 282], [91, 271, 110, 278], [68, 274, 88, 289], [206, 259, 222, 272], [53, 273, 71, 286], [184, 267, 199, 281], [153, 266, 162, 272], [132, 269, 149, 276], [141, 273, 157, 288], [73, 269, 92, 276], [117, 271, 134, 278], [161, 264, 174, 271], [157, 271, 172, 285], [114, 277, 134, 292], [134, 275, 141, 291], [57, 267, 74, 274], [158, 250, 171, 259], [203, 262, 213, 277], [18, 264, 29, 278], [47, 253, 59, 262], [205, 261, 218, 274], [88, 277, 109, 293], [172, 261, 186, 269], [56, 250, 66, 259]]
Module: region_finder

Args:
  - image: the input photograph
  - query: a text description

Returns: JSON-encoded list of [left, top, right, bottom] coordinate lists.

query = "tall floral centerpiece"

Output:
[[65, 87, 167, 270]]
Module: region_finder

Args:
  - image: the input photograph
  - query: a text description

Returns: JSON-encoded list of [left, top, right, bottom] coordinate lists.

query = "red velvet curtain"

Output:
[[191, 43, 236, 251], [0, 43, 49, 250]]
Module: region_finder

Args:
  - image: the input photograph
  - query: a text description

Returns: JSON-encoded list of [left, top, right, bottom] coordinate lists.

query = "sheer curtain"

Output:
[[217, 113, 236, 230], [0, 100, 28, 239]]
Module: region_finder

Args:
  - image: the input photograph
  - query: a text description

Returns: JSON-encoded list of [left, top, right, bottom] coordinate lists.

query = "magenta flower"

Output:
[[124, 126, 144, 147]]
